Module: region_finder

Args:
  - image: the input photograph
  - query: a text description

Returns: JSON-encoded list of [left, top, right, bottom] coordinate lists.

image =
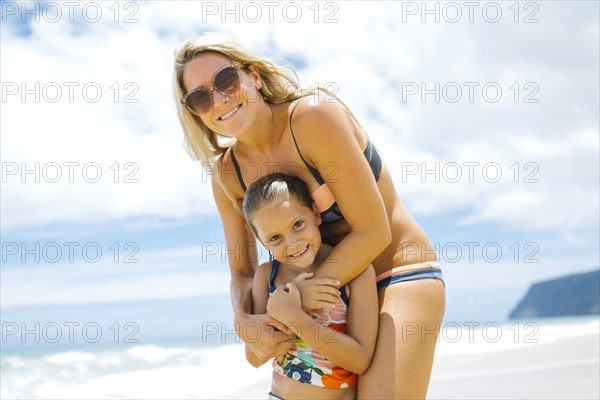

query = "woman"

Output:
[[173, 33, 446, 399]]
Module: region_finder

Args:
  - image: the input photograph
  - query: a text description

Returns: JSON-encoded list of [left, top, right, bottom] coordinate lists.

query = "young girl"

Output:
[[242, 173, 378, 400]]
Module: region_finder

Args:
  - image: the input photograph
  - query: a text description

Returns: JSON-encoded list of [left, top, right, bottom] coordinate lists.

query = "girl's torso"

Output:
[[271, 371, 356, 400], [269, 259, 357, 391]]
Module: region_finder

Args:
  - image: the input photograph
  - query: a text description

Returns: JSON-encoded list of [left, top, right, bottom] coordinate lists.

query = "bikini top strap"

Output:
[[289, 99, 325, 185], [339, 285, 349, 307], [268, 259, 280, 293], [229, 146, 248, 192], [365, 140, 383, 182]]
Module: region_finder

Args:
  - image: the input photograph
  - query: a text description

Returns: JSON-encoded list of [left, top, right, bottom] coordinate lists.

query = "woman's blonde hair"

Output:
[[172, 33, 364, 179]]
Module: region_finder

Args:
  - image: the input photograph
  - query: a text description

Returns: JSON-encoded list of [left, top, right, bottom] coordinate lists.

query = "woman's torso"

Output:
[[218, 100, 436, 276]]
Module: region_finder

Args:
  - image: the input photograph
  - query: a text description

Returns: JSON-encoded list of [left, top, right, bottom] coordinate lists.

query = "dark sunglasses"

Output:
[[180, 62, 246, 116]]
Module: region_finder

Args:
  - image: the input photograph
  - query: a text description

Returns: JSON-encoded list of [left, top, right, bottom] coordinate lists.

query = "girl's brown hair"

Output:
[[242, 173, 313, 237]]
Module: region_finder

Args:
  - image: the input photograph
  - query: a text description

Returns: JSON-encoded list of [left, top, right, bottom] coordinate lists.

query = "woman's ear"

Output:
[[246, 64, 262, 89]]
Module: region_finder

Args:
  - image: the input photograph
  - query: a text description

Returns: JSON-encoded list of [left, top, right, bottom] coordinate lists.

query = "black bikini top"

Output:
[[230, 99, 383, 222]]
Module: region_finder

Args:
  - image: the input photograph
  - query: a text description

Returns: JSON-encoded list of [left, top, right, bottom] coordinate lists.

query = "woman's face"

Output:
[[181, 52, 262, 137]]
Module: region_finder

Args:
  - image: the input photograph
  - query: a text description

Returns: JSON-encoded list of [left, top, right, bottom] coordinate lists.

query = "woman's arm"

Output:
[[212, 178, 256, 319], [212, 178, 294, 359], [291, 99, 392, 286], [267, 266, 379, 374], [320, 219, 351, 246], [245, 262, 274, 368]]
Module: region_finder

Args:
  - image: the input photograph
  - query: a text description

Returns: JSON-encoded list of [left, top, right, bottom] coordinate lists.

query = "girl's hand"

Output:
[[293, 272, 340, 311], [267, 283, 303, 323]]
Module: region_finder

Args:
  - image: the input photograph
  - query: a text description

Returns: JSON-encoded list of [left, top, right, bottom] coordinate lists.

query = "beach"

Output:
[[223, 325, 600, 399], [428, 333, 599, 399]]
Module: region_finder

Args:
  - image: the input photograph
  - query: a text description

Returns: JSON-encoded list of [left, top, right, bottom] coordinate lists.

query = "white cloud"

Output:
[[1, 1, 598, 240]]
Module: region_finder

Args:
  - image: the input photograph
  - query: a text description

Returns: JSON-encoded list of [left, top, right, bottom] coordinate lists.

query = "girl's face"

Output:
[[251, 197, 322, 268], [181, 52, 262, 138]]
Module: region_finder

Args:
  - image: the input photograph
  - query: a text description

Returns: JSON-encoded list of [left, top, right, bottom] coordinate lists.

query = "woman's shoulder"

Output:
[[290, 94, 348, 125], [288, 95, 358, 150]]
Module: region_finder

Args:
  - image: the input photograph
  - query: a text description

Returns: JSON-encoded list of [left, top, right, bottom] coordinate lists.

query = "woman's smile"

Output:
[[217, 103, 242, 121]]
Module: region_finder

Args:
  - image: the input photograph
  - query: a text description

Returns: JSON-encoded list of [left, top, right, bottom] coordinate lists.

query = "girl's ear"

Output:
[[312, 204, 322, 226]]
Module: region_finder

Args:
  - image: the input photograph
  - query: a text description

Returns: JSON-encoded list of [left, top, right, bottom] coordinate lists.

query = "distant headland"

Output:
[[509, 269, 600, 319]]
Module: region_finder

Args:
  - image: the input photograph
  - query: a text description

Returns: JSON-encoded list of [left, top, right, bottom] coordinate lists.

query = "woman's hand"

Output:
[[237, 313, 296, 361], [292, 272, 340, 311]]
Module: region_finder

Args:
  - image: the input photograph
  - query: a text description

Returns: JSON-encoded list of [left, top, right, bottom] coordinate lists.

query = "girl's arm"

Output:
[[267, 266, 379, 374], [290, 99, 391, 287], [212, 179, 294, 360]]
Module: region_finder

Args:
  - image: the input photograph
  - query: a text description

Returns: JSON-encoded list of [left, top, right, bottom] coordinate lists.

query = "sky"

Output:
[[1, 1, 599, 322]]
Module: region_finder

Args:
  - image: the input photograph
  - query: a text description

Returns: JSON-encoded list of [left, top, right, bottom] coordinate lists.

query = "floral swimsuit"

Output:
[[268, 259, 357, 389]]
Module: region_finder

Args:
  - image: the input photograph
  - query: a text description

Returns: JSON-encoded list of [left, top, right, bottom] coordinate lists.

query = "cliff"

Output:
[[509, 269, 600, 319]]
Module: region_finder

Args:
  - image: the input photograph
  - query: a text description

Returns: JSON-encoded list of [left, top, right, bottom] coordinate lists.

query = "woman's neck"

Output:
[[234, 102, 288, 158]]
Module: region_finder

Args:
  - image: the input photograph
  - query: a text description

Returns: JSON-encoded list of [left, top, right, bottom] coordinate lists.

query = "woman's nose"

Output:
[[212, 90, 230, 108]]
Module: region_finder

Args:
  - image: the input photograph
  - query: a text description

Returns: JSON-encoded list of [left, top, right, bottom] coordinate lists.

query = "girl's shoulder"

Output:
[[256, 260, 275, 276], [253, 260, 275, 287]]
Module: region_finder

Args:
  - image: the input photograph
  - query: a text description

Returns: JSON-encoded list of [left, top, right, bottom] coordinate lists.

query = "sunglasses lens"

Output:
[[215, 66, 240, 94], [184, 65, 241, 115], [186, 89, 213, 114]]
